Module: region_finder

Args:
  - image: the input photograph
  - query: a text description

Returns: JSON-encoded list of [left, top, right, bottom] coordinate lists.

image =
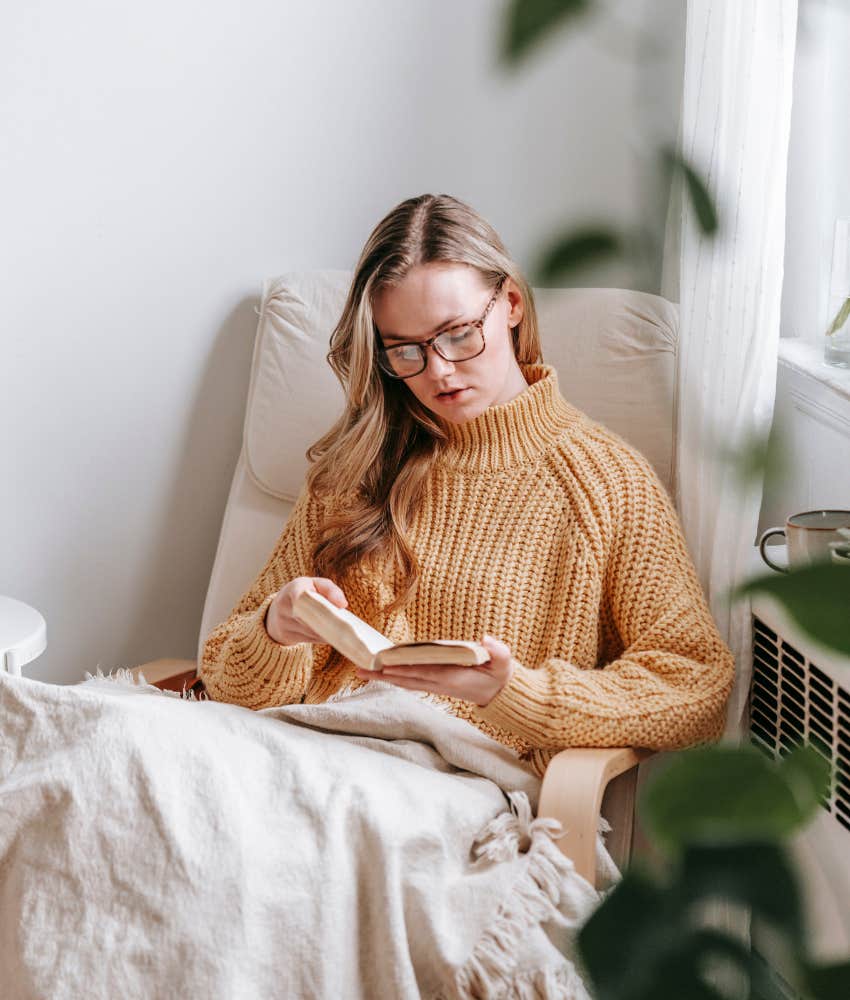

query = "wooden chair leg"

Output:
[[599, 764, 640, 871]]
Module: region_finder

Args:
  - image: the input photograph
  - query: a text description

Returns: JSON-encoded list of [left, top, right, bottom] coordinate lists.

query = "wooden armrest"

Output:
[[130, 658, 202, 694], [537, 746, 655, 888]]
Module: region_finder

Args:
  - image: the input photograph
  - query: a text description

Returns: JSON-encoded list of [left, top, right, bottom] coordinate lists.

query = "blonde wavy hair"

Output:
[[305, 193, 544, 617]]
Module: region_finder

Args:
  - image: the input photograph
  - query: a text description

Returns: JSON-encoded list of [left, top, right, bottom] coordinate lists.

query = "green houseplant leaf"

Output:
[[825, 295, 850, 337], [500, 0, 593, 65], [534, 226, 622, 284], [728, 563, 850, 658], [801, 959, 850, 999], [660, 145, 719, 235], [676, 842, 804, 941], [578, 867, 763, 1000], [639, 744, 830, 852]]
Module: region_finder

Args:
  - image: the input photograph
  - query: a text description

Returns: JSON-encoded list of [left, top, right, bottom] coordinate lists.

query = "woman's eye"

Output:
[[443, 326, 475, 342], [387, 344, 419, 361]]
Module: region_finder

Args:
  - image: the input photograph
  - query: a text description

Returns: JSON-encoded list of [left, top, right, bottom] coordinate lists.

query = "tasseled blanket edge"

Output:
[[436, 790, 599, 1000], [81, 666, 209, 701]]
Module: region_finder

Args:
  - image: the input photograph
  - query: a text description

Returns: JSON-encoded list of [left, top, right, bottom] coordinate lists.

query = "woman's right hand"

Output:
[[264, 576, 348, 645]]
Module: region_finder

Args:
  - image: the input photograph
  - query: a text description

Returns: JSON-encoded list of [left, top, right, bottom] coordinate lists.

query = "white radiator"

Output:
[[748, 590, 850, 978]]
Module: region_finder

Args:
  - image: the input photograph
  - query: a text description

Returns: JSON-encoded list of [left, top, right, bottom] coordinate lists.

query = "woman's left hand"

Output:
[[354, 635, 517, 707]]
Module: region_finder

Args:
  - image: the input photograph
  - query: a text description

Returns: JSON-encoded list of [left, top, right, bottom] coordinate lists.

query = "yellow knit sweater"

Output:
[[200, 362, 735, 777]]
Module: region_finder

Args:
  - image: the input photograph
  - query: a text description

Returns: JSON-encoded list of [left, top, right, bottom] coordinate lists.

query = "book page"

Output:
[[292, 590, 393, 670]]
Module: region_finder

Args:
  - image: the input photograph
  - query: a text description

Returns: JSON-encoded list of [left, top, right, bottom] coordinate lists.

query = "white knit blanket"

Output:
[[0, 669, 619, 999]]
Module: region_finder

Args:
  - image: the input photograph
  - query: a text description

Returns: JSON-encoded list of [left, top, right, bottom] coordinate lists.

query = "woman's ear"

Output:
[[504, 276, 525, 328]]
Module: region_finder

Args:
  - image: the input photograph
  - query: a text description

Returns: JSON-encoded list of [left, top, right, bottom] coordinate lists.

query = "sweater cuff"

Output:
[[469, 660, 557, 747], [216, 593, 313, 708]]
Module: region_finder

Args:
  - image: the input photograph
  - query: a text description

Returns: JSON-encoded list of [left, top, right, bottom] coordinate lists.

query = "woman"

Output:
[[199, 193, 735, 775]]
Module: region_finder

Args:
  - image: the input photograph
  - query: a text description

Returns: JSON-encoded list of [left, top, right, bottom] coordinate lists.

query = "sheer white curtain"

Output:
[[660, 0, 799, 740]]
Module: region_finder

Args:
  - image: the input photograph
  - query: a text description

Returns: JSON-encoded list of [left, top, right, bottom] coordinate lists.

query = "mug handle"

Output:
[[758, 527, 789, 573]]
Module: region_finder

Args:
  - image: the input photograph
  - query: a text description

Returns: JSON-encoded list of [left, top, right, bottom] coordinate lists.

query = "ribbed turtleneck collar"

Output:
[[437, 362, 581, 472]]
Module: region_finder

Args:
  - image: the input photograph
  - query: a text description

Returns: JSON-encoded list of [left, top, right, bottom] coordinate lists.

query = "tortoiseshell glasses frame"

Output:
[[375, 275, 507, 379]]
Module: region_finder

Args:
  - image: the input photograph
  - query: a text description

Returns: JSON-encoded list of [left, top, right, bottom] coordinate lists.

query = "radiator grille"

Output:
[[750, 615, 850, 836]]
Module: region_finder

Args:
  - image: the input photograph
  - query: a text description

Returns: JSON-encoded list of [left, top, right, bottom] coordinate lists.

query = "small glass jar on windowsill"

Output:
[[824, 293, 850, 368]]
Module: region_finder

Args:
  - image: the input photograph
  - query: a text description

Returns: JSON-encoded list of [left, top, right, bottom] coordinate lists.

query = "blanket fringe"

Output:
[[471, 789, 564, 862], [81, 666, 207, 702], [417, 689, 465, 717], [438, 790, 598, 1000], [503, 963, 592, 1000]]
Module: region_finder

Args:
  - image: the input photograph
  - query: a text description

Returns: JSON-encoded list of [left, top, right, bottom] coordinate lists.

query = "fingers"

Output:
[[310, 577, 349, 609], [375, 673, 441, 693], [482, 634, 510, 655], [360, 668, 491, 705], [380, 666, 455, 679], [356, 665, 468, 684], [268, 578, 346, 645]]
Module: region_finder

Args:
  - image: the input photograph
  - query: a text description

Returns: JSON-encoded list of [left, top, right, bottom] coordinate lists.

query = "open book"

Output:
[[292, 589, 490, 672]]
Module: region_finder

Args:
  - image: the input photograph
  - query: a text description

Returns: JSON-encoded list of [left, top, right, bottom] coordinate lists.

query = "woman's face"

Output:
[[371, 262, 527, 424]]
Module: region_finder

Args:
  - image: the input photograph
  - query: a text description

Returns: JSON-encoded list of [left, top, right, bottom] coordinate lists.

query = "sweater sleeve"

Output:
[[199, 483, 333, 710], [469, 445, 735, 752]]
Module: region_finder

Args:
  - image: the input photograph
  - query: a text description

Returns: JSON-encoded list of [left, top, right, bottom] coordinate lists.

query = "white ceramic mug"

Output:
[[758, 509, 850, 573], [830, 539, 850, 566]]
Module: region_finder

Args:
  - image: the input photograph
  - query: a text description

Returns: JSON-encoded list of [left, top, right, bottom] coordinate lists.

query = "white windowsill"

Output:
[[778, 339, 850, 402]]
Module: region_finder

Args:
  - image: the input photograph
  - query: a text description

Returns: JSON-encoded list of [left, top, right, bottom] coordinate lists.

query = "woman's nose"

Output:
[[425, 345, 455, 377]]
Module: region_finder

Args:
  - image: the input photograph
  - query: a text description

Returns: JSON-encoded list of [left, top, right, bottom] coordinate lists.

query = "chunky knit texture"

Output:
[[200, 362, 735, 777]]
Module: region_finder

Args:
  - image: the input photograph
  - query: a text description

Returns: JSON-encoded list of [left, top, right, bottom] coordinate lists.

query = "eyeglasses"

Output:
[[375, 275, 506, 379]]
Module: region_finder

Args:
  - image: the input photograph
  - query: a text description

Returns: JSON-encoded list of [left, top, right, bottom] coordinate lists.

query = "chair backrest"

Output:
[[196, 269, 679, 665]]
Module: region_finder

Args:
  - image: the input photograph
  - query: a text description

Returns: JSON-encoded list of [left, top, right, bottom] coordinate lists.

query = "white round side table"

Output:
[[0, 595, 47, 676]]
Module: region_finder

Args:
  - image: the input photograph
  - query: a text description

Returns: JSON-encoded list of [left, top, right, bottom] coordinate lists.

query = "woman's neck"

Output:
[[486, 361, 531, 407], [436, 362, 582, 472]]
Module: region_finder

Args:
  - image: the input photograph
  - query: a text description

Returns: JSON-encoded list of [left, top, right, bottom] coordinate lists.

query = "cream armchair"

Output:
[[132, 270, 679, 888]]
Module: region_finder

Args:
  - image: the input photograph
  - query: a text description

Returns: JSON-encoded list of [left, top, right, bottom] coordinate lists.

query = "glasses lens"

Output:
[[435, 325, 484, 361], [379, 344, 426, 377]]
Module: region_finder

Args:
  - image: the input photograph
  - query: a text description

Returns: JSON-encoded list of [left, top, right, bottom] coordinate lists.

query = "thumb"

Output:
[[481, 634, 510, 655]]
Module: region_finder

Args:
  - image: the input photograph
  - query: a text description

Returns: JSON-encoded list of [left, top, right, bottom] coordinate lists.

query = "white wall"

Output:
[[1, 0, 685, 684]]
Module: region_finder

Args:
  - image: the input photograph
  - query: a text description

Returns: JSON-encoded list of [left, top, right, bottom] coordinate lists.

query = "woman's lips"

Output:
[[437, 388, 468, 402]]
